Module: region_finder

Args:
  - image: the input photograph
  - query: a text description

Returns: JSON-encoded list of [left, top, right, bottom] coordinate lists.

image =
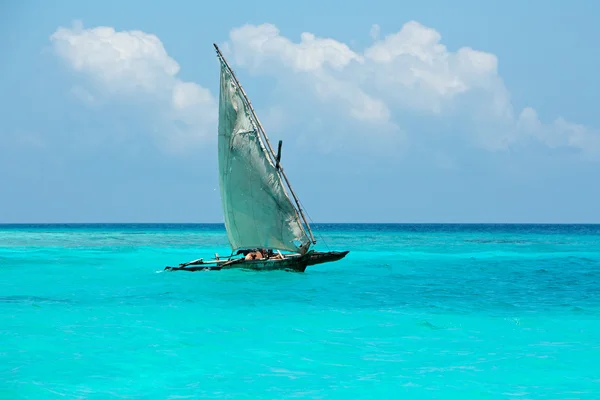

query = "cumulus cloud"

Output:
[[223, 21, 599, 158], [48, 20, 599, 160], [517, 107, 600, 158], [226, 24, 383, 122], [50, 21, 217, 152], [224, 23, 403, 154], [369, 24, 381, 41]]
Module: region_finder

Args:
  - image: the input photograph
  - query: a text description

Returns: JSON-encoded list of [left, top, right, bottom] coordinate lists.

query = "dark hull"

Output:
[[164, 250, 349, 273]]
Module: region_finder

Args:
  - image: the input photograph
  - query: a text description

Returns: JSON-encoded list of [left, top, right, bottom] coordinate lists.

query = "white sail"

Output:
[[217, 58, 310, 253]]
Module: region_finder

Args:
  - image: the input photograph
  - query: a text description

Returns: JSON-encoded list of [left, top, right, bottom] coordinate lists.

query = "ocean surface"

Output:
[[1, 223, 600, 399]]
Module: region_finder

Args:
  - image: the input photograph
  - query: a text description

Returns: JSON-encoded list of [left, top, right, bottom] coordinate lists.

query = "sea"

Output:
[[1, 223, 599, 399]]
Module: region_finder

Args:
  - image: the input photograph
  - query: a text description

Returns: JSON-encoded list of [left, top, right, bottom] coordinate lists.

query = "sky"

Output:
[[1, 0, 599, 223]]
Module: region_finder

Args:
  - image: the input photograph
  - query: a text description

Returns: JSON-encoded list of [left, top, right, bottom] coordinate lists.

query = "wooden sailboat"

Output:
[[165, 44, 349, 273]]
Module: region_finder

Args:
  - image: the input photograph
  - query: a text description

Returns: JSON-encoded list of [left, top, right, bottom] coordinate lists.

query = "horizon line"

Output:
[[1, 222, 600, 225]]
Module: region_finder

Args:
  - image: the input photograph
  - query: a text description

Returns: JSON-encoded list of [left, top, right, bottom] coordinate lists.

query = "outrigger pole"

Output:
[[213, 43, 316, 245]]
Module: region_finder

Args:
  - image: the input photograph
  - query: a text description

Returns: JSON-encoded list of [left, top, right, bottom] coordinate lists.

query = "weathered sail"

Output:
[[217, 58, 310, 253]]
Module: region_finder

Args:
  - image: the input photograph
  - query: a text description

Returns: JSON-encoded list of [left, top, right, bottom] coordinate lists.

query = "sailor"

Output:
[[244, 249, 263, 260], [271, 250, 284, 260]]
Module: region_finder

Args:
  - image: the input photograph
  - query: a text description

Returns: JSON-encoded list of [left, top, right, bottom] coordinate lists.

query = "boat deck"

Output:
[[164, 250, 349, 272]]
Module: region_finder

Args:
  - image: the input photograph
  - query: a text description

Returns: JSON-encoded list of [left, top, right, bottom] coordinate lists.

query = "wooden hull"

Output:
[[164, 250, 349, 273]]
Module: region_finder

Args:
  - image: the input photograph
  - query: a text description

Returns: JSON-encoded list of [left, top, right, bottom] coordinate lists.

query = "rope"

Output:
[[297, 197, 331, 252]]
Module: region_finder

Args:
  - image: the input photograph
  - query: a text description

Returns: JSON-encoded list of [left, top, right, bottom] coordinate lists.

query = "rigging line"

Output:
[[295, 196, 331, 252]]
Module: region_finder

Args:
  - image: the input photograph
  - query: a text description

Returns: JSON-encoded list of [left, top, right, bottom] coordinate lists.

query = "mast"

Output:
[[213, 43, 316, 245]]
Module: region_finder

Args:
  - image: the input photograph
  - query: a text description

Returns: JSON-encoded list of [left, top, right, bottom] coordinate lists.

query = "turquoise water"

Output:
[[1, 223, 600, 399]]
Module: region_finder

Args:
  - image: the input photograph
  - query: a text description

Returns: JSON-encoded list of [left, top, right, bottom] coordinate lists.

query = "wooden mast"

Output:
[[213, 43, 316, 245]]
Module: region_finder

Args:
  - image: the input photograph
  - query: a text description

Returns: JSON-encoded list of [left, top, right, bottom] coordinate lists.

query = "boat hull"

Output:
[[164, 250, 349, 273]]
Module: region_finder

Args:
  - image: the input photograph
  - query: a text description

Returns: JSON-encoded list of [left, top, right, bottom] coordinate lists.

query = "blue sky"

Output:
[[1, 0, 599, 223]]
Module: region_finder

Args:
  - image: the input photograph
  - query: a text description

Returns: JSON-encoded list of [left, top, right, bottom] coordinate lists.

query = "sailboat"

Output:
[[164, 44, 349, 273]]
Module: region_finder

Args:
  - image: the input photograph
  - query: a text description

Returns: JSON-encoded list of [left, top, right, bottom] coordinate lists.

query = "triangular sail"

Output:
[[216, 54, 311, 253]]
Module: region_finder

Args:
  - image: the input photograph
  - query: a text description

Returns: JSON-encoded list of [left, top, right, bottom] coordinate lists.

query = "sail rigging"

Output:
[[215, 44, 314, 253]]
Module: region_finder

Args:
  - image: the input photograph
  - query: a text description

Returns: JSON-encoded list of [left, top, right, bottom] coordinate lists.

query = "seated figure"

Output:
[[245, 249, 264, 260]]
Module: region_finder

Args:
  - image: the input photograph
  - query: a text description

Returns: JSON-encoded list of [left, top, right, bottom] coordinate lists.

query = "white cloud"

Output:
[[369, 24, 381, 41], [228, 24, 363, 73], [225, 23, 389, 132], [518, 107, 600, 158], [223, 21, 599, 158], [48, 20, 599, 160], [50, 21, 217, 152]]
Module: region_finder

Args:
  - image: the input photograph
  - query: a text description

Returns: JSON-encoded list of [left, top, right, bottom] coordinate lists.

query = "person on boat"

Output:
[[271, 250, 284, 260], [245, 249, 264, 260]]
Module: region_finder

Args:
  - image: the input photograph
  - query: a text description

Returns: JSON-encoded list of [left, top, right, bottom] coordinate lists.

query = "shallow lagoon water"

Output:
[[1, 223, 599, 398]]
